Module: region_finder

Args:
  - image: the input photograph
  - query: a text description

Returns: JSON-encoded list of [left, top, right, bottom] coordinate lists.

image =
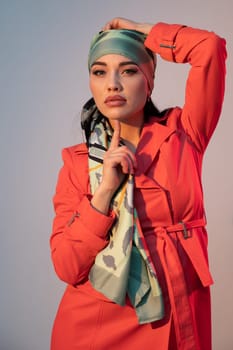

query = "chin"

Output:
[[103, 110, 128, 121]]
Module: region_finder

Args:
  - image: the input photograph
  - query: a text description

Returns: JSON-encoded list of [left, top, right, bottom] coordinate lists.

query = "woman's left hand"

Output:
[[102, 17, 153, 35]]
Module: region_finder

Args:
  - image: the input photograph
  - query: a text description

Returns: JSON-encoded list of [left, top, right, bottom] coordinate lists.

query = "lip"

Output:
[[104, 95, 126, 106]]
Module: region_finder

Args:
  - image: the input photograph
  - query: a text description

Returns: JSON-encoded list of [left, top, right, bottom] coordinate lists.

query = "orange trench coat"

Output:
[[50, 23, 226, 350]]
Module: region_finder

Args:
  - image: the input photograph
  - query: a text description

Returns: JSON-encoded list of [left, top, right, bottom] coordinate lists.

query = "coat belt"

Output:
[[154, 218, 212, 350]]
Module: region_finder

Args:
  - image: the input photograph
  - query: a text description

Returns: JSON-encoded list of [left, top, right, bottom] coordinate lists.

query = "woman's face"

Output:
[[89, 54, 149, 127]]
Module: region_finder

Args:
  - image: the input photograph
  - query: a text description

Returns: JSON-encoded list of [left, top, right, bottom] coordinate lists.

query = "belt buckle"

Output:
[[179, 221, 192, 239]]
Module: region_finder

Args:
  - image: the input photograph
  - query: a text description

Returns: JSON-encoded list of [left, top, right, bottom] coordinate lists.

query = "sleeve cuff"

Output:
[[145, 22, 186, 61], [68, 196, 116, 239]]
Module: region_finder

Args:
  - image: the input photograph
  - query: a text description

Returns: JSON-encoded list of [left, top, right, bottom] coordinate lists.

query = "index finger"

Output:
[[109, 120, 121, 150]]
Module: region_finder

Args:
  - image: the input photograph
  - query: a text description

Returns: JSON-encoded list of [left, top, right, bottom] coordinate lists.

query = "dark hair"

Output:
[[144, 98, 169, 122], [144, 98, 160, 118]]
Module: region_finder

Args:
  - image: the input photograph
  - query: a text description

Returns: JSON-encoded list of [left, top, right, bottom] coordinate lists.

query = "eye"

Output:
[[91, 69, 106, 76], [122, 67, 138, 76]]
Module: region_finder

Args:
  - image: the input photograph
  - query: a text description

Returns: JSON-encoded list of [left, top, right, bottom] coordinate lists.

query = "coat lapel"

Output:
[[135, 119, 176, 176], [73, 118, 176, 191]]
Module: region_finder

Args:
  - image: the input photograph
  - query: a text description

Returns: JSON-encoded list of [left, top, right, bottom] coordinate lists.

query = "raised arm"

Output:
[[50, 124, 137, 285], [104, 17, 227, 152], [145, 23, 227, 151]]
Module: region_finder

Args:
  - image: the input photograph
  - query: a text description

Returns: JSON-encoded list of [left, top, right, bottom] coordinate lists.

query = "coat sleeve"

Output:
[[50, 147, 115, 285], [145, 22, 227, 152]]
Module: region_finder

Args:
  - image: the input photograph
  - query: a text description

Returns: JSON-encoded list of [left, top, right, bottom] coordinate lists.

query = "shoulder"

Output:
[[60, 143, 89, 193], [149, 107, 182, 127], [61, 143, 89, 175], [166, 107, 182, 127], [63, 142, 88, 155], [62, 143, 88, 163]]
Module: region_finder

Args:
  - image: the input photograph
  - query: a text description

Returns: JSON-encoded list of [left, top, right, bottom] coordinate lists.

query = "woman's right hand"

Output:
[[102, 17, 153, 35], [91, 121, 137, 214], [102, 120, 136, 191]]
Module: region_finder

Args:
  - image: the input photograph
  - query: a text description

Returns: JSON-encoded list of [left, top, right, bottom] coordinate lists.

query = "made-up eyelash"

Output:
[[91, 68, 139, 76], [91, 70, 105, 76]]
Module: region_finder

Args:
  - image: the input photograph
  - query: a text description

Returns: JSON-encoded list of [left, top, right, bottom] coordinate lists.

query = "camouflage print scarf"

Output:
[[87, 116, 164, 324]]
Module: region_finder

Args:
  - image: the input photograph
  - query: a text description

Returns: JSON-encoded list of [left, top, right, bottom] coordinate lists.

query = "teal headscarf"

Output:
[[88, 29, 156, 93]]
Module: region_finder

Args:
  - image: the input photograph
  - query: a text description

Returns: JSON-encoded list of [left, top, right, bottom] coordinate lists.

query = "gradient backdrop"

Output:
[[0, 1, 232, 349]]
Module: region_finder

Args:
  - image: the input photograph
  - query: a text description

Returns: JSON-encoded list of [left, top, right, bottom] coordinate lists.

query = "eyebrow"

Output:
[[91, 60, 138, 68]]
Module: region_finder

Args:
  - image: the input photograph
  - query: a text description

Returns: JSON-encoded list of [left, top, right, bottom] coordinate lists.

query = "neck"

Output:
[[120, 122, 142, 152]]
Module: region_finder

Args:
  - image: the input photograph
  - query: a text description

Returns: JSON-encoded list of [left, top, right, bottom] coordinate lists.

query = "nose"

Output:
[[107, 72, 122, 92]]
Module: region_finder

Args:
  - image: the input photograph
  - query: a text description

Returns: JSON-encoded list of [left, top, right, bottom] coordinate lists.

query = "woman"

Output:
[[50, 17, 227, 350]]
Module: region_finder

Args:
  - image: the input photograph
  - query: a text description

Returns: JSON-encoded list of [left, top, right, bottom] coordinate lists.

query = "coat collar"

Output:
[[74, 115, 177, 175]]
